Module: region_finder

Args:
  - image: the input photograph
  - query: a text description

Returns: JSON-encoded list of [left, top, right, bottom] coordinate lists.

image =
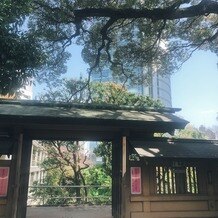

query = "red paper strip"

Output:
[[131, 167, 141, 194], [0, 167, 9, 197]]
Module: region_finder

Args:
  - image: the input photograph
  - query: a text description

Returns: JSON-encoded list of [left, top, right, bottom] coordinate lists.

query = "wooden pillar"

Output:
[[121, 136, 130, 218], [17, 136, 32, 218], [112, 138, 122, 218], [112, 141, 116, 217], [207, 161, 216, 211], [6, 132, 23, 218]]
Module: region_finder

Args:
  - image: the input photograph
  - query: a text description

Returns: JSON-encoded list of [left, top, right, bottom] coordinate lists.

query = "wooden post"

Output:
[[121, 136, 130, 218], [122, 136, 127, 178], [112, 140, 116, 217], [17, 137, 32, 218], [6, 132, 23, 218], [112, 139, 122, 218]]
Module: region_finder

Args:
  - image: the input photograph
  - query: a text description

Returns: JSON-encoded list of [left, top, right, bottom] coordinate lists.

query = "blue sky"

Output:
[[66, 47, 218, 127], [171, 51, 218, 127], [34, 47, 218, 128]]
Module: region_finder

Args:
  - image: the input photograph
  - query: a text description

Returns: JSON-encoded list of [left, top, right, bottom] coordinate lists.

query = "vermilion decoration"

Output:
[[0, 167, 10, 197], [131, 167, 141, 194]]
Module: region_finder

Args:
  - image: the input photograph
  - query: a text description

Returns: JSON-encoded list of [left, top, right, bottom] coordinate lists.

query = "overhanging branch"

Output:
[[73, 1, 218, 21], [35, 0, 218, 22]]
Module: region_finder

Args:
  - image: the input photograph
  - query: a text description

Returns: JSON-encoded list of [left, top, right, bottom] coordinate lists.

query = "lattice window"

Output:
[[186, 167, 198, 194], [155, 166, 199, 194]]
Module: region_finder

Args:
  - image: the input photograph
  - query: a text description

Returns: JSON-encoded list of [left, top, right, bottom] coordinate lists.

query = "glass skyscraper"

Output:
[[91, 68, 172, 107]]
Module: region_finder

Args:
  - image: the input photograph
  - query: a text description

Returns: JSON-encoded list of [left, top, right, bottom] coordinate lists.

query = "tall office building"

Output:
[[91, 69, 172, 107]]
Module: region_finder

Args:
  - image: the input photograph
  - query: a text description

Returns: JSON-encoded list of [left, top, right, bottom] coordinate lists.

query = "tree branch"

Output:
[[72, 1, 218, 21], [32, 0, 218, 99], [34, 0, 218, 23]]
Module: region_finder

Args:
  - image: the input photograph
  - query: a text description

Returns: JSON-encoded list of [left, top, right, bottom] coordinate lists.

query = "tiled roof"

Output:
[[131, 138, 218, 159], [0, 99, 186, 124]]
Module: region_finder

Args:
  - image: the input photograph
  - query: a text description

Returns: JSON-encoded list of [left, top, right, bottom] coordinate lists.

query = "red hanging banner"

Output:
[[131, 167, 141, 194], [0, 167, 10, 197]]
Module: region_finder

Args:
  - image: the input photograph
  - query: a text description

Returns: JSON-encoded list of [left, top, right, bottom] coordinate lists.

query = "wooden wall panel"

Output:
[[0, 205, 6, 217], [143, 202, 151, 212], [131, 212, 145, 218], [150, 201, 208, 212], [215, 201, 218, 210], [131, 211, 218, 218], [129, 202, 143, 212]]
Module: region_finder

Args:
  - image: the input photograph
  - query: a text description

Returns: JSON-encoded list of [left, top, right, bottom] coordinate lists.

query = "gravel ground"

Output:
[[26, 205, 112, 218]]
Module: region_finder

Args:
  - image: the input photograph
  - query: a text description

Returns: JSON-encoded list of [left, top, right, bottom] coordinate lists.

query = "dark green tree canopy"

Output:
[[0, 0, 69, 96], [31, 0, 218, 84], [39, 80, 162, 108], [1, 0, 218, 95]]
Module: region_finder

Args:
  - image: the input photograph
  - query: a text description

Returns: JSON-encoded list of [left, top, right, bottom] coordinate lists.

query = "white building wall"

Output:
[[29, 141, 47, 186]]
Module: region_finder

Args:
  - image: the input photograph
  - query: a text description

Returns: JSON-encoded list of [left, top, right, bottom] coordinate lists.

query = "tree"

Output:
[[38, 80, 162, 180], [86, 82, 162, 178], [0, 0, 39, 95], [0, 0, 70, 96], [175, 124, 206, 139], [2, 1, 217, 95], [32, 140, 89, 205], [199, 125, 216, 139], [211, 125, 218, 139], [29, 0, 218, 89], [94, 142, 112, 177], [175, 124, 218, 139], [39, 80, 163, 108], [83, 165, 112, 204]]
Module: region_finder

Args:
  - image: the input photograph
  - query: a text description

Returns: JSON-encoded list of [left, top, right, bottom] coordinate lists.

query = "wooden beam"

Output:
[[25, 129, 120, 141]]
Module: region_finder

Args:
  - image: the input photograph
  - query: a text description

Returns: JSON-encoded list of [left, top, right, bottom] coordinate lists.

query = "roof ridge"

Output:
[[0, 99, 181, 113]]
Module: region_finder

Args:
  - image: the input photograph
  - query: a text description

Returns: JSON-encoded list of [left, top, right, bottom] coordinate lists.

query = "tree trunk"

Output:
[[74, 174, 81, 204], [79, 171, 88, 203]]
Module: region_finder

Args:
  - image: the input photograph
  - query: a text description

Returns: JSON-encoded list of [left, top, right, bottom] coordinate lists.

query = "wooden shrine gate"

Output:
[[0, 100, 188, 218]]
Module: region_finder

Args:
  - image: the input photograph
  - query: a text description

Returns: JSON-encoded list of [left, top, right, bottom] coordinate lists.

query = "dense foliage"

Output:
[[1, 0, 218, 95], [40, 80, 163, 108], [0, 0, 69, 96], [0, 0, 40, 95], [30, 141, 111, 205], [94, 142, 112, 177], [30, 162, 111, 205], [30, 0, 218, 86], [174, 124, 217, 139], [83, 165, 112, 204], [30, 141, 89, 205], [175, 125, 206, 139], [31, 82, 162, 205]]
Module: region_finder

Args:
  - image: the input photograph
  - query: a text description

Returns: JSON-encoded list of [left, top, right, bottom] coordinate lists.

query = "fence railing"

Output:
[[28, 185, 111, 206]]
